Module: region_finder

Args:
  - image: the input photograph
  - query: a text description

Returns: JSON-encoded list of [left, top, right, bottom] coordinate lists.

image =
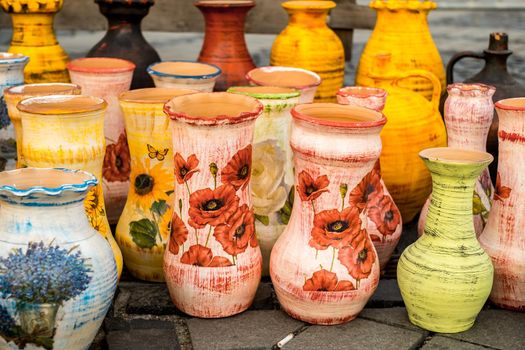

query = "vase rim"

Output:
[[495, 97, 525, 111], [447, 83, 496, 97], [17, 95, 107, 116], [195, 0, 255, 8], [67, 57, 136, 74], [282, 1, 335, 11], [119, 88, 198, 104], [419, 147, 493, 165], [337, 86, 387, 99], [0, 52, 29, 64], [370, 0, 437, 11], [292, 103, 387, 129], [246, 66, 321, 90], [4, 83, 81, 97], [147, 61, 221, 80], [227, 86, 300, 99]]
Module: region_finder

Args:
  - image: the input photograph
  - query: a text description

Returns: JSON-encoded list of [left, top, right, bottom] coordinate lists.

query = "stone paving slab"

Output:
[[366, 279, 404, 308], [359, 307, 421, 332], [421, 336, 494, 350]]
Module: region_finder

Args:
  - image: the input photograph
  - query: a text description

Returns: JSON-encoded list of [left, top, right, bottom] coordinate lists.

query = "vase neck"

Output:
[[375, 9, 429, 32], [10, 14, 57, 46], [481, 52, 510, 76], [287, 9, 329, 28]]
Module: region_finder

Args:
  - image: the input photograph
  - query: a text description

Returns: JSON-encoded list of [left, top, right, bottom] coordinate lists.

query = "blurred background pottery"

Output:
[[147, 61, 221, 91]]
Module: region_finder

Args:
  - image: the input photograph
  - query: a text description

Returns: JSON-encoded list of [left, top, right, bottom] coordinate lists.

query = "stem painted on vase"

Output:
[[330, 247, 336, 272], [205, 226, 212, 247], [184, 181, 191, 196]]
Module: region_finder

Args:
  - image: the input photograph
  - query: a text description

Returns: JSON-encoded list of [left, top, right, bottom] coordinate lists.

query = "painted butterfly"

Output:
[[147, 144, 169, 161]]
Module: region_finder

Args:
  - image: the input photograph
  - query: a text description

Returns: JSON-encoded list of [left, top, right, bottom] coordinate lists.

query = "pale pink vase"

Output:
[[418, 83, 495, 237], [479, 97, 525, 311], [163, 92, 263, 318], [67, 57, 135, 224], [271, 103, 386, 325]]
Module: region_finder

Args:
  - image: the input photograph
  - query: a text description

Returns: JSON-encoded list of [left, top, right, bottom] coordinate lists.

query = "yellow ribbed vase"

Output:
[[398, 148, 494, 333]]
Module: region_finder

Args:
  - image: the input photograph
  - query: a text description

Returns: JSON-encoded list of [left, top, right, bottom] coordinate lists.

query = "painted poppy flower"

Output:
[[174, 153, 200, 184], [349, 169, 384, 210], [221, 145, 252, 190], [494, 172, 512, 201], [309, 207, 361, 250], [368, 195, 400, 236], [180, 244, 233, 267], [303, 269, 355, 292], [103, 132, 131, 182], [338, 231, 376, 280], [188, 184, 240, 229], [168, 213, 188, 255], [297, 170, 330, 202], [214, 204, 257, 256]]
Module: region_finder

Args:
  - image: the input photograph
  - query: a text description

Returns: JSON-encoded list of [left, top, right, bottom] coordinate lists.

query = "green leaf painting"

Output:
[[129, 219, 158, 249]]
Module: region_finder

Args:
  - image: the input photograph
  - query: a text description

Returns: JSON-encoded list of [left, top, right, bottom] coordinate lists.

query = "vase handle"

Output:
[[446, 51, 485, 85], [393, 70, 442, 112]]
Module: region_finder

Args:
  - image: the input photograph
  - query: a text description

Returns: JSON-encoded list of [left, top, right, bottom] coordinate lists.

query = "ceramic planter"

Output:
[[398, 148, 493, 333], [0, 168, 117, 350], [147, 61, 221, 92], [17, 95, 123, 279], [419, 83, 495, 237], [68, 57, 135, 225], [271, 103, 385, 325], [164, 92, 263, 317], [246, 66, 321, 104], [117, 87, 197, 282], [479, 98, 525, 311]]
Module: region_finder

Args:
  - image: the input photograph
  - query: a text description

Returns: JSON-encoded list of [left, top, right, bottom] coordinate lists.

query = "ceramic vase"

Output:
[[336, 86, 402, 270], [398, 148, 493, 333], [163, 92, 263, 317], [147, 61, 221, 92], [271, 103, 385, 325], [271, 1, 344, 102], [195, 0, 256, 91], [0, 53, 28, 171], [67, 57, 135, 225], [4, 83, 81, 168], [0, 0, 69, 83], [479, 98, 525, 311], [227, 86, 301, 276], [246, 66, 321, 104], [418, 83, 496, 237], [17, 95, 123, 279], [88, 0, 161, 89], [116, 87, 197, 282], [0, 168, 117, 350]]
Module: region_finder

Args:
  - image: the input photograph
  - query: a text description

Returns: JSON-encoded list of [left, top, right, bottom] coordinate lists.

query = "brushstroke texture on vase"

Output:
[[148, 61, 221, 92]]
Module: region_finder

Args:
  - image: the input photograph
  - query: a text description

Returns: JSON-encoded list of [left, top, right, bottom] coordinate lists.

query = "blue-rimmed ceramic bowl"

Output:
[[147, 61, 221, 92]]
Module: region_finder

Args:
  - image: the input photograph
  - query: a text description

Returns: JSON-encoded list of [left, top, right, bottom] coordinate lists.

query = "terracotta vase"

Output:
[[479, 98, 525, 311], [4, 83, 81, 168], [336, 86, 402, 270], [398, 148, 493, 333], [227, 86, 301, 276], [116, 87, 197, 282], [0, 168, 117, 349], [87, 0, 161, 89], [17, 95, 123, 279], [418, 83, 495, 237], [271, 103, 386, 325], [270, 1, 344, 102], [147, 61, 221, 92], [163, 92, 263, 318], [356, 0, 445, 100], [67, 57, 135, 225], [246, 66, 321, 104], [0, 53, 29, 171], [0, 0, 69, 83], [195, 0, 256, 91]]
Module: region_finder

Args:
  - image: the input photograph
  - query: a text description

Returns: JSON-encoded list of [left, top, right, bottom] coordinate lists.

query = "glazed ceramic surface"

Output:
[[398, 148, 493, 333], [271, 1, 344, 102], [479, 98, 525, 311], [116, 87, 197, 282], [271, 103, 385, 325], [164, 92, 263, 317], [17, 95, 123, 279], [0, 168, 117, 350], [68, 57, 135, 225], [148, 61, 221, 92]]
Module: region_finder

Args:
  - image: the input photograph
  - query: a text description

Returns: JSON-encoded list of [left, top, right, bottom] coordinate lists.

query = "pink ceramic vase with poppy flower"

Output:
[[479, 97, 525, 311], [270, 103, 387, 325], [163, 92, 263, 318]]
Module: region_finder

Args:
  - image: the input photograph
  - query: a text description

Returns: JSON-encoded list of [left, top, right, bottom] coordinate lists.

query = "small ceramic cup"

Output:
[[336, 86, 388, 112], [147, 61, 222, 91]]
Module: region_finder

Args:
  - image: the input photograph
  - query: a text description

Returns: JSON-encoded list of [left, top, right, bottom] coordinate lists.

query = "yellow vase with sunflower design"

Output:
[[117, 88, 197, 282], [17, 95, 123, 278]]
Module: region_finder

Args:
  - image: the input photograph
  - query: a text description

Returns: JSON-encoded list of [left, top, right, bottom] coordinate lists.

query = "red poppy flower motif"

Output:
[[180, 244, 233, 267], [303, 269, 355, 292], [103, 132, 131, 182], [188, 185, 240, 229], [349, 169, 384, 210], [494, 172, 512, 201], [309, 207, 361, 250], [221, 145, 252, 191], [214, 204, 257, 256], [338, 231, 376, 280], [297, 170, 330, 202], [368, 195, 400, 236], [168, 213, 188, 255], [174, 153, 200, 184]]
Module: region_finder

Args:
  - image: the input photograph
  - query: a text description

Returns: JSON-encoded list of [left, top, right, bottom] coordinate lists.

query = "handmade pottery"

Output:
[[271, 1, 344, 102], [479, 98, 525, 311], [164, 92, 263, 317], [227, 86, 301, 276], [195, 0, 256, 91], [0, 0, 69, 83], [398, 148, 493, 333], [0, 168, 117, 350], [147, 61, 221, 92], [271, 103, 385, 325], [418, 84, 495, 237], [17, 95, 123, 279], [246, 66, 321, 104], [88, 0, 161, 89], [68, 57, 135, 225], [117, 87, 197, 282]]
